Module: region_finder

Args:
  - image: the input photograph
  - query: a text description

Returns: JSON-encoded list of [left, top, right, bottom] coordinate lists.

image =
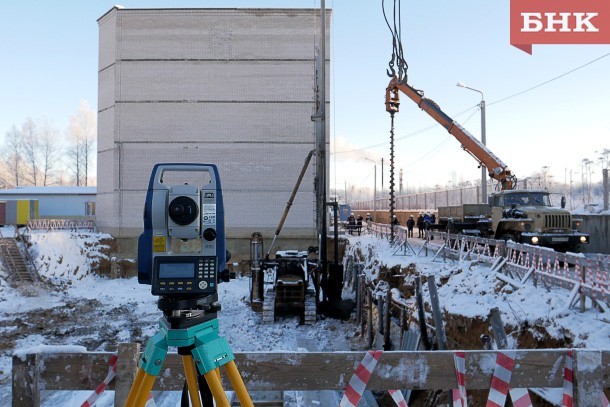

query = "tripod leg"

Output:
[[125, 368, 146, 407], [203, 370, 231, 407], [197, 370, 214, 406], [225, 361, 254, 407], [182, 355, 203, 407], [133, 372, 156, 407]]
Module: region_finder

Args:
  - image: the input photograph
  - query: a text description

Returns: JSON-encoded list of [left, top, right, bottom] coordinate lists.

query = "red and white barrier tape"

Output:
[[388, 390, 408, 407], [452, 351, 467, 407], [562, 350, 574, 407], [340, 350, 382, 407], [562, 350, 610, 407], [485, 351, 532, 407], [81, 354, 117, 407], [339, 350, 408, 407], [80, 354, 156, 407]]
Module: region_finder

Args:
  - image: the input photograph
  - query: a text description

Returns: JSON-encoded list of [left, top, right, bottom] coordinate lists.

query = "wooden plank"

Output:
[[115, 343, 140, 406], [574, 349, 603, 406], [33, 353, 114, 391], [12, 353, 40, 407], [16, 350, 610, 394]]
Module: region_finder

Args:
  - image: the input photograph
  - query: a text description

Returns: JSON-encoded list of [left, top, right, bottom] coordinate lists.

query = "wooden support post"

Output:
[[377, 294, 385, 335], [415, 276, 432, 350], [383, 289, 392, 350], [574, 349, 603, 406], [580, 261, 587, 313], [12, 353, 40, 407], [427, 275, 448, 350], [115, 342, 141, 406], [399, 307, 407, 347], [356, 273, 363, 327], [488, 307, 508, 349], [367, 289, 373, 349]]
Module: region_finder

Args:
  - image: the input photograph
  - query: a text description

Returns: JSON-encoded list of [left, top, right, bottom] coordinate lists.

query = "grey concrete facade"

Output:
[[97, 7, 330, 257]]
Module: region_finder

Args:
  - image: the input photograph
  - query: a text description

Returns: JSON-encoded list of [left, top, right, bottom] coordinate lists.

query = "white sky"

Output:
[[1, 1, 608, 192]]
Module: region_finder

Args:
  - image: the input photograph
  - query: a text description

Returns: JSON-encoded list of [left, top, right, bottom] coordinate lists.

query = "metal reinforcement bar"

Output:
[[12, 346, 610, 406]]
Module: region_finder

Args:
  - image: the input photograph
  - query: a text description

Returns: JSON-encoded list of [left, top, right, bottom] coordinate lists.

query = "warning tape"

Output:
[[452, 351, 467, 407], [339, 350, 408, 407], [561, 349, 610, 407], [80, 354, 117, 407], [80, 354, 156, 407], [562, 350, 574, 407], [485, 351, 532, 407]]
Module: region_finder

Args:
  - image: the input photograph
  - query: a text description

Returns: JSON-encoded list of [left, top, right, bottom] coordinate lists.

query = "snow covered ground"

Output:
[[347, 233, 609, 349], [0, 228, 608, 406], [0, 229, 363, 406]]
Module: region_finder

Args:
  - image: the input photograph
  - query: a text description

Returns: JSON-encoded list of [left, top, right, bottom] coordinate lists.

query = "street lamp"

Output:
[[364, 158, 377, 216], [457, 82, 487, 203]]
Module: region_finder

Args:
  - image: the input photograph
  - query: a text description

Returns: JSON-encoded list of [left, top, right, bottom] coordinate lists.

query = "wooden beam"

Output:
[[16, 349, 609, 397], [115, 343, 141, 406], [574, 350, 604, 407], [12, 353, 40, 407]]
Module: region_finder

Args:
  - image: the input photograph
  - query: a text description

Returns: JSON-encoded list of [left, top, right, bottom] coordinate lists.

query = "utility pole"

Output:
[[399, 168, 403, 194], [365, 158, 377, 216], [457, 82, 486, 203], [312, 1, 327, 272], [381, 158, 384, 197], [602, 168, 608, 211]]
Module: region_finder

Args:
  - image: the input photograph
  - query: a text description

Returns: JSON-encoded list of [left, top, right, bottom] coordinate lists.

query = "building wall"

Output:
[[97, 8, 330, 251], [0, 195, 94, 218]]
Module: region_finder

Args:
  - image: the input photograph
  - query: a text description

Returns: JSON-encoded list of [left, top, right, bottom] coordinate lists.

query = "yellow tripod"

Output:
[[125, 313, 253, 407]]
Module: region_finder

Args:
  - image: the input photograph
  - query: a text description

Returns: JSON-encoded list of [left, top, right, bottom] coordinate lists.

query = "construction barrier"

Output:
[[12, 347, 609, 407], [26, 218, 96, 232]]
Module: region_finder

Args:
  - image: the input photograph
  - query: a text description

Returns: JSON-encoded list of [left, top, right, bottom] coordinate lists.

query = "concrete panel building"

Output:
[[97, 7, 330, 257]]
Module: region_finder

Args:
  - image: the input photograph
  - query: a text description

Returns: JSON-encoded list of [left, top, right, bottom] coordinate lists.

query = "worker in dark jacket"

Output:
[[417, 213, 425, 238], [406, 215, 415, 238], [356, 214, 364, 235], [347, 213, 356, 235]]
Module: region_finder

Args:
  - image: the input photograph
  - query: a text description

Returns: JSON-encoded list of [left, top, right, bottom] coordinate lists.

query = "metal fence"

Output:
[[352, 183, 571, 212]]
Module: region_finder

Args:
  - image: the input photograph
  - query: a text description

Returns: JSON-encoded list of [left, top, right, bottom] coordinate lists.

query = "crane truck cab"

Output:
[[439, 190, 589, 252], [489, 189, 589, 251]]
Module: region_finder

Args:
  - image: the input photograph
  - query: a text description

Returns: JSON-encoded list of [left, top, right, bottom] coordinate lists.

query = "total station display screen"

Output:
[[158, 262, 195, 279]]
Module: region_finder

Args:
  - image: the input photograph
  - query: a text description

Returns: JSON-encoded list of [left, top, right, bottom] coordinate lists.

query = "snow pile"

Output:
[[346, 234, 610, 349], [28, 231, 112, 285]]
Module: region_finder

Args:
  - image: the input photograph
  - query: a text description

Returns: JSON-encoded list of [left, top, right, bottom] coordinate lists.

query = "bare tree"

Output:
[[39, 119, 60, 186], [3, 125, 24, 187], [21, 118, 40, 186], [66, 100, 97, 186], [598, 148, 610, 169]]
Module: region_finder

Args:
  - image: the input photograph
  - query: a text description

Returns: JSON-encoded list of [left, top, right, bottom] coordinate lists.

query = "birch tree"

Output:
[[66, 101, 96, 186], [39, 119, 60, 186], [21, 117, 40, 185], [3, 125, 24, 187]]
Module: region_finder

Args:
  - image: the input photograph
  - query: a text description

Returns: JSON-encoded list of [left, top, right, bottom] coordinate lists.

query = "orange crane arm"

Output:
[[386, 76, 515, 190]]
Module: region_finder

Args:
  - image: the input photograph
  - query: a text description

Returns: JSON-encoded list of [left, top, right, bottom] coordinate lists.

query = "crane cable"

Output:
[[382, 0, 408, 82]]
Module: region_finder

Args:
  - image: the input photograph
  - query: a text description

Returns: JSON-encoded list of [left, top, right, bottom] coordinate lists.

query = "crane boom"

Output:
[[386, 76, 516, 190]]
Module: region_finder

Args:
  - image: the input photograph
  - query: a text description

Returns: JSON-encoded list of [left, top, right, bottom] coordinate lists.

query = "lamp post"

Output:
[[457, 82, 487, 203], [365, 158, 377, 217]]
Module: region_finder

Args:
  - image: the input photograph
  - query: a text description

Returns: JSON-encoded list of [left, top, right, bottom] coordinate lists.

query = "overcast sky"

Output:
[[1, 1, 608, 195]]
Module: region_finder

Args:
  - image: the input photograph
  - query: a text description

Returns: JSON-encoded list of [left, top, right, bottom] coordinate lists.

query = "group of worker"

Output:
[[397, 212, 436, 239], [347, 211, 435, 239], [346, 213, 364, 235]]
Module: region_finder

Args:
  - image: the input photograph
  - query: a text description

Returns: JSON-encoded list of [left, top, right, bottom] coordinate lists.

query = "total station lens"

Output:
[[168, 196, 199, 225]]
